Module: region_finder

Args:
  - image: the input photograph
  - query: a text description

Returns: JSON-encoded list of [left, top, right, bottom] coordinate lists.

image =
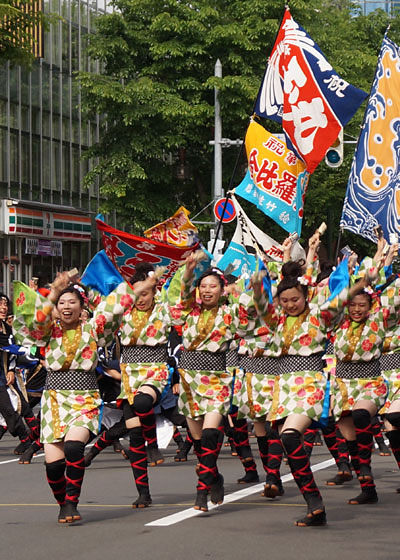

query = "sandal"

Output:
[[262, 481, 284, 498], [358, 464, 373, 482], [60, 502, 81, 523], [210, 473, 224, 505], [194, 492, 208, 512], [326, 473, 350, 486], [18, 445, 37, 465], [326, 463, 353, 485], [377, 441, 391, 456], [348, 490, 378, 505], [13, 440, 31, 455], [147, 447, 164, 467], [132, 493, 152, 508], [174, 440, 192, 462], [295, 510, 327, 527], [112, 441, 129, 460], [237, 471, 260, 484], [58, 504, 70, 524]]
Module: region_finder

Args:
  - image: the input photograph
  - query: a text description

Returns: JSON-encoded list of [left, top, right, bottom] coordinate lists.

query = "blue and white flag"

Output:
[[341, 37, 400, 242]]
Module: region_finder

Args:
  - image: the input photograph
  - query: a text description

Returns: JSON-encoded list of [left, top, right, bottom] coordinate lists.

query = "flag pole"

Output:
[[211, 140, 246, 254], [211, 5, 289, 256]]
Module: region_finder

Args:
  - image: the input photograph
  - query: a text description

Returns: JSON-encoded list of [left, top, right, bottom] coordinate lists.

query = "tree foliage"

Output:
[[0, 1, 53, 68], [79, 0, 400, 255]]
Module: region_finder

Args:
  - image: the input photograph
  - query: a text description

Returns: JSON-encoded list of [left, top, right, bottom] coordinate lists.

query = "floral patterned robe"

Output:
[[93, 281, 184, 405], [175, 275, 266, 418], [258, 288, 346, 422], [12, 281, 121, 443]]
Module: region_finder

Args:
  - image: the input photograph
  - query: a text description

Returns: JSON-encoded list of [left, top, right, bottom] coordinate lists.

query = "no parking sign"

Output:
[[213, 198, 236, 223]]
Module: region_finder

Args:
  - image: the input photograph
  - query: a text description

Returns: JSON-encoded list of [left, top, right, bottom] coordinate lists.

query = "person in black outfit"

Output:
[[0, 294, 32, 448]]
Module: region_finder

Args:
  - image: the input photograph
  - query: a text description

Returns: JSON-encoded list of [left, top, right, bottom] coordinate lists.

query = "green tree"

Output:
[[79, 0, 400, 254], [0, 1, 54, 68]]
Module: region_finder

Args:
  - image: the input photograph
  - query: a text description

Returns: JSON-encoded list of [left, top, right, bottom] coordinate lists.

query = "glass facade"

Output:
[[0, 0, 113, 294], [357, 1, 400, 15]]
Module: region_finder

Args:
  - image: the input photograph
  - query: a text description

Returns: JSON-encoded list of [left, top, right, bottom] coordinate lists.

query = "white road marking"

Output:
[[145, 457, 335, 526]]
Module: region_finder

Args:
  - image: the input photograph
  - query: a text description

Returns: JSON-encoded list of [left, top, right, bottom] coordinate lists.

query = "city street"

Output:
[[1, 433, 399, 560]]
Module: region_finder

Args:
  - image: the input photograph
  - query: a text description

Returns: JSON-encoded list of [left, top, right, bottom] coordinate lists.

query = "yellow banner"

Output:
[[144, 206, 198, 248]]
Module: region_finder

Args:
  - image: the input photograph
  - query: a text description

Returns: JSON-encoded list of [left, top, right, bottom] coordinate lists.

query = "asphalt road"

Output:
[[1, 433, 400, 560]]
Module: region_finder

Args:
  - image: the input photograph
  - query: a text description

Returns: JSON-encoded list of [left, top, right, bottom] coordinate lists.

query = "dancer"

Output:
[[94, 263, 181, 508], [0, 294, 36, 457], [379, 267, 400, 491], [332, 269, 393, 505], [177, 254, 265, 512], [12, 274, 113, 523], [264, 250, 351, 527]]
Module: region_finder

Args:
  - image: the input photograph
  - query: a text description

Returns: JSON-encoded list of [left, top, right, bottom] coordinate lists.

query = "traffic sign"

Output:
[[213, 198, 236, 223]]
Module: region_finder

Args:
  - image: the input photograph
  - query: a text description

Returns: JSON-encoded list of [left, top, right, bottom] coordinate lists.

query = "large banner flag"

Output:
[[235, 120, 309, 235], [143, 206, 198, 248], [217, 196, 305, 277], [255, 7, 368, 173], [96, 216, 199, 282], [341, 37, 400, 242]]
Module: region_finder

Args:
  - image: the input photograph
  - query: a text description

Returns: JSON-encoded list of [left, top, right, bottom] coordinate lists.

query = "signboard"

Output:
[[213, 198, 236, 223], [25, 238, 63, 256]]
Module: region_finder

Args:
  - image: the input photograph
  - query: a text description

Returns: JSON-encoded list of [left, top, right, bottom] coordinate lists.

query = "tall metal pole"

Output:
[[214, 59, 223, 239]]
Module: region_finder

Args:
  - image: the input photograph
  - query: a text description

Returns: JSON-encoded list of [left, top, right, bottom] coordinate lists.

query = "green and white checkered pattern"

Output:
[[40, 389, 102, 443], [266, 288, 348, 358], [331, 376, 387, 420], [269, 371, 328, 422], [119, 362, 170, 402], [178, 369, 234, 418], [232, 369, 278, 419], [379, 368, 400, 414]]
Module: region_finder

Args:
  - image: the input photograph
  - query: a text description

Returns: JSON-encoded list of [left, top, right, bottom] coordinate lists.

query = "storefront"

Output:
[[0, 199, 93, 295]]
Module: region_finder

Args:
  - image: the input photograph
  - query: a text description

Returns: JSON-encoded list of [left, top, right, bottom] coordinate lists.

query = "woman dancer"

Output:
[[265, 257, 351, 527], [12, 274, 112, 523], [177, 254, 265, 512], [375, 257, 400, 492], [94, 263, 181, 508], [332, 269, 392, 505]]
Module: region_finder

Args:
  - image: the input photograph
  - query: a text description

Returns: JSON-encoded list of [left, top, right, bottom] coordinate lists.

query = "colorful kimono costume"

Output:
[[12, 283, 119, 444], [177, 292, 258, 419], [174, 274, 265, 508], [94, 281, 182, 405], [232, 315, 283, 491], [379, 279, 400, 412], [12, 281, 124, 517], [329, 282, 399, 501], [378, 278, 400, 480], [331, 309, 389, 420], [93, 280, 183, 505], [265, 296, 343, 423]]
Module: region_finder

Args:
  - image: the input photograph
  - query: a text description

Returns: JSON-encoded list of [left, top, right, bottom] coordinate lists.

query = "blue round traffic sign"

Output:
[[213, 198, 236, 223]]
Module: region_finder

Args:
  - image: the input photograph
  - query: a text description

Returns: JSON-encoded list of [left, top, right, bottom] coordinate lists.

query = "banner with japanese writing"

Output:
[[341, 37, 400, 242], [234, 120, 309, 235], [96, 216, 198, 282], [254, 7, 368, 173]]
